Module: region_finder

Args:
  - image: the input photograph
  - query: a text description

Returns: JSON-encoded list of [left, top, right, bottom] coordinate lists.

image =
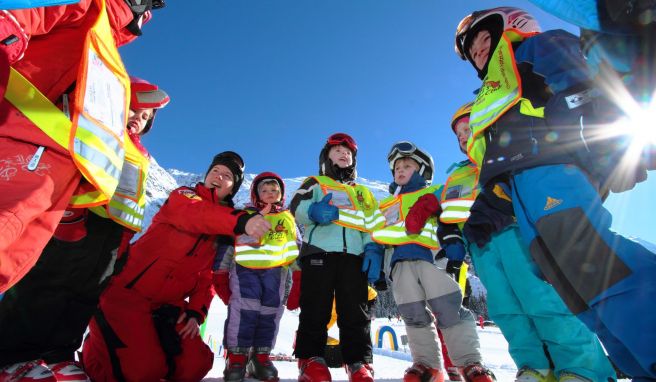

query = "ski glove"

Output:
[[446, 260, 463, 280], [286, 271, 302, 310], [212, 270, 231, 305], [405, 193, 441, 234], [308, 193, 339, 225], [444, 242, 466, 262], [361, 243, 384, 284]]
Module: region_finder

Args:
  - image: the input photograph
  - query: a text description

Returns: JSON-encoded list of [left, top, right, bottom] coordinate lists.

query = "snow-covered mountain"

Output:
[[143, 158, 391, 235]]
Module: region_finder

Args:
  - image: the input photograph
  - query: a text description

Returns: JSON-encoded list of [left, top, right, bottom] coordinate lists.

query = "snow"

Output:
[[200, 297, 518, 382]]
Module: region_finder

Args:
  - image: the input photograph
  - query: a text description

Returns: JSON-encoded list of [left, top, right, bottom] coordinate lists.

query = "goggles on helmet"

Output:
[[327, 133, 358, 153], [387, 141, 431, 169], [215, 151, 245, 173], [152, 0, 165, 8]]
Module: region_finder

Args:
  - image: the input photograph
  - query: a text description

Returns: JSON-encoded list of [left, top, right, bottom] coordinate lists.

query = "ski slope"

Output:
[[200, 297, 518, 381]]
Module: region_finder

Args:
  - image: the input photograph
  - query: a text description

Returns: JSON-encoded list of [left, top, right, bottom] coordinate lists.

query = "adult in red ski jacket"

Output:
[[0, 0, 160, 293], [82, 152, 271, 382]]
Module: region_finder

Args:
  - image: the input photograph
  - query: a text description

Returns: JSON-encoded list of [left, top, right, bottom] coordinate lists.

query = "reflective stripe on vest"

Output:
[[467, 30, 534, 167], [311, 176, 385, 233], [439, 161, 479, 224], [5, 0, 131, 208], [371, 186, 441, 249], [89, 137, 149, 231], [235, 211, 299, 269], [457, 262, 469, 294]]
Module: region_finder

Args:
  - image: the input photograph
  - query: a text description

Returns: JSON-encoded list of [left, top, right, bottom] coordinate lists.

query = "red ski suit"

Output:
[[82, 184, 247, 382], [0, 0, 138, 293]]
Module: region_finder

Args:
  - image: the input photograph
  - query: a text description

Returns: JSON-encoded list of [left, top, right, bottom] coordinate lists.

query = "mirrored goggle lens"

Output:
[[152, 0, 165, 9]]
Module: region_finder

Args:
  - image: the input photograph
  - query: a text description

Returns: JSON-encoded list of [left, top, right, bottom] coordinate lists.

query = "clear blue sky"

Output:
[[119, 0, 655, 243]]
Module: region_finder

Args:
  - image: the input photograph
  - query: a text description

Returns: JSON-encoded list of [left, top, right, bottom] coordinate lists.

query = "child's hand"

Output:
[[260, 203, 273, 215], [405, 193, 441, 234], [308, 193, 339, 225]]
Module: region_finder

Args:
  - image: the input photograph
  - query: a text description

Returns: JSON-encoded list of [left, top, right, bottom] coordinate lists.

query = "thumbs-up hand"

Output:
[[308, 193, 339, 225]]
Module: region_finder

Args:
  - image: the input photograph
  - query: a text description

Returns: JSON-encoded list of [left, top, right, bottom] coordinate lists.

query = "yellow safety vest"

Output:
[[311, 176, 385, 233], [467, 29, 543, 167], [235, 211, 299, 269], [371, 186, 441, 249], [439, 160, 479, 226], [4, 0, 130, 208], [88, 137, 149, 231]]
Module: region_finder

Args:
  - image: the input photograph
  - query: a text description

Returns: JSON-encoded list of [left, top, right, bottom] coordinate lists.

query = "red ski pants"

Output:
[[82, 284, 213, 382], [0, 136, 80, 293]]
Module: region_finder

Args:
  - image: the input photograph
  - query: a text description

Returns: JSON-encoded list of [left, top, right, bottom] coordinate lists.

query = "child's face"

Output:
[[469, 30, 491, 70], [328, 145, 353, 168], [394, 158, 420, 186], [127, 107, 154, 135], [258, 182, 282, 205], [454, 116, 471, 152], [204, 164, 234, 200]]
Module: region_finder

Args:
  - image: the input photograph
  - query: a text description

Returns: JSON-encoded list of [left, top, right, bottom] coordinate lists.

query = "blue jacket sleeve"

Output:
[[515, 30, 591, 94]]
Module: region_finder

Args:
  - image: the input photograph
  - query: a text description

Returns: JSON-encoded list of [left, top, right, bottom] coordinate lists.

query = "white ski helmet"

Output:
[[455, 7, 541, 68], [387, 141, 435, 184]]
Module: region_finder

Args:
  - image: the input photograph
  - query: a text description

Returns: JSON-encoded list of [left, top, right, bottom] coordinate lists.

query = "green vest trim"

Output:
[[439, 161, 479, 224]]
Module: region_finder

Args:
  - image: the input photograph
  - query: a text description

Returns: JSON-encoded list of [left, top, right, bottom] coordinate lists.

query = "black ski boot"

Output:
[[224, 348, 249, 382], [246, 347, 279, 381]]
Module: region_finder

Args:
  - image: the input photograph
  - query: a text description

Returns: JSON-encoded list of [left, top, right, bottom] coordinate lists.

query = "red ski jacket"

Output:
[[110, 184, 247, 322], [3, 0, 137, 149]]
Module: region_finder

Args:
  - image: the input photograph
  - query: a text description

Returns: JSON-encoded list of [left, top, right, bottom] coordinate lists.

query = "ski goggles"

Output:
[[215, 151, 245, 172], [387, 141, 417, 163], [327, 133, 358, 152]]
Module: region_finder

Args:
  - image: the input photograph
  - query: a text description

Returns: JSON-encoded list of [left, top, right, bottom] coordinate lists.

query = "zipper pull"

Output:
[[27, 146, 45, 171]]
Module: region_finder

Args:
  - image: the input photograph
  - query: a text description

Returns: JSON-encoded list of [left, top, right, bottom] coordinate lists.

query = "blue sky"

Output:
[[119, 1, 655, 243]]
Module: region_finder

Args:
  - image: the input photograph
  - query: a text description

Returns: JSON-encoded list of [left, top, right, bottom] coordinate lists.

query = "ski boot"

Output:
[[247, 347, 279, 382], [403, 362, 445, 382], [0, 360, 57, 382], [298, 357, 332, 382], [224, 348, 249, 382], [344, 362, 374, 382], [459, 363, 496, 382], [48, 361, 90, 382], [515, 368, 555, 382], [558, 373, 592, 382], [446, 366, 462, 381]]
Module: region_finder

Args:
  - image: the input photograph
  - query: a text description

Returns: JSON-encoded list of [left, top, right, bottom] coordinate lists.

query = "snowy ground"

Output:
[[200, 297, 518, 382]]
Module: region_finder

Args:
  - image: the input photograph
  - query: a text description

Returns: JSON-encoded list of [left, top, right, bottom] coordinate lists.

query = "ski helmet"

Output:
[[319, 133, 358, 182], [451, 102, 473, 132], [129, 76, 170, 135], [455, 7, 540, 75], [387, 141, 435, 184], [205, 151, 245, 198], [250, 172, 285, 211]]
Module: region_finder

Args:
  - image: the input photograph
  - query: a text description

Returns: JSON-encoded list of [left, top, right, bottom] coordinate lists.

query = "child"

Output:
[[81, 152, 271, 382], [372, 141, 494, 382], [0, 77, 169, 380], [440, 102, 615, 382], [454, 7, 656, 379], [214, 172, 300, 382], [289, 133, 383, 382]]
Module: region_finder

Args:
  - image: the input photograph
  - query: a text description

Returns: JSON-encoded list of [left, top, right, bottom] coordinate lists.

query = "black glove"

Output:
[[446, 260, 464, 280], [373, 270, 388, 291]]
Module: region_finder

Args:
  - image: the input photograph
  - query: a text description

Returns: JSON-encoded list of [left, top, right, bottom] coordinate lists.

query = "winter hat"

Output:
[[205, 151, 245, 197], [250, 172, 285, 212], [319, 133, 358, 182]]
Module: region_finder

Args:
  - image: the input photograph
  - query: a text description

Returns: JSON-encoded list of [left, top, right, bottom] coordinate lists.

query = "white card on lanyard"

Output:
[[82, 50, 126, 137]]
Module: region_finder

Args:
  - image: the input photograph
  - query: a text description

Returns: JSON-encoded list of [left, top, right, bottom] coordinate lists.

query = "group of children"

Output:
[[0, 2, 655, 382]]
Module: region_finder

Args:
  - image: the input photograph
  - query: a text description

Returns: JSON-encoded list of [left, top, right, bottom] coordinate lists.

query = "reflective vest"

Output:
[[88, 137, 149, 231], [371, 186, 440, 249], [4, 0, 130, 208], [235, 211, 299, 269], [311, 176, 385, 233], [439, 160, 479, 226], [467, 29, 543, 167]]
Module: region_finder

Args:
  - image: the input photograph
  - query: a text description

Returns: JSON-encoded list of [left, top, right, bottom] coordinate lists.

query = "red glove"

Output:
[[405, 193, 441, 234], [286, 271, 301, 310], [212, 270, 231, 305]]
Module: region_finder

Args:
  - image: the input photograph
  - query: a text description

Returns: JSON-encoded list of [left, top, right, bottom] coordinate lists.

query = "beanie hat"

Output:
[[205, 151, 245, 198]]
